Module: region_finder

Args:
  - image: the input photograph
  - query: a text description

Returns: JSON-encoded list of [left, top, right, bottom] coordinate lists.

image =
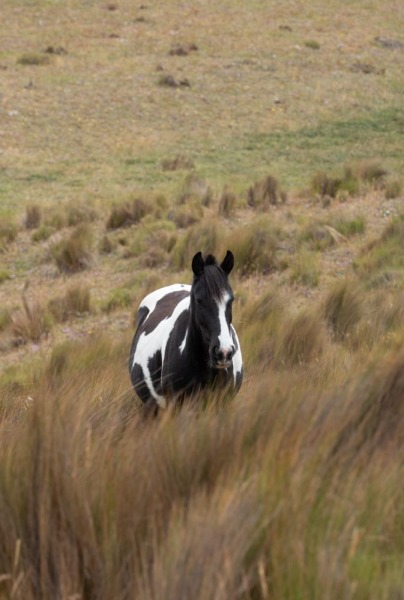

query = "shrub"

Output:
[[10, 296, 52, 343], [0, 308, 11, 332], [299, 221, 335, 250], [218, 188, 237, 218], [247, 175, 286, 209], [51, 225, 93, 273], [311, 172, 341, 198], [178, 173, 213, 206], [31, 224, 56, 242], [384, 178, 402, 199], [106, 198, 152, 230], [290, 251, 319, 287], [239, 290, 285, 367], [0, 221, 18, 251], [323, 280, 363, 341], [168, 204, 203, 228], [17, 52, 50, 66], [101, 288, 133, 313], [332, 215, 365, 237], [25, 204, 41, 229], [0, 270, 11, 284], [355, 159, 387, 185], [226, 219, 282, 276], [275, 309, 325, 366], [106, 203, 135, 229], [171, 220, 219, 270]]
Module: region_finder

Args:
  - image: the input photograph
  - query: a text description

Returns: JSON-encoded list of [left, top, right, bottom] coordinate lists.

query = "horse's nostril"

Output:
[[227, 349, 234, 360]]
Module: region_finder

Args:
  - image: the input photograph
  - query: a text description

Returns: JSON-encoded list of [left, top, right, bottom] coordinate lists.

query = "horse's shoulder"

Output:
[[140, 284, 191, 313]]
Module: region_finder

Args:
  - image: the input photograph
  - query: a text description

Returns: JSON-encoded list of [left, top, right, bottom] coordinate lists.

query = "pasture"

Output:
[[0, 0, 403, 598]]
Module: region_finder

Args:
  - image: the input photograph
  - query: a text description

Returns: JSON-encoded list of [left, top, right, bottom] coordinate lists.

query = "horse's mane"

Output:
[[195, 254, 229, 299]]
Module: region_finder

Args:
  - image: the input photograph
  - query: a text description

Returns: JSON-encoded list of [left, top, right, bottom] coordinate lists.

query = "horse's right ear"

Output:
[[220, 250, 234, 275], [192, 251, 205, 276]]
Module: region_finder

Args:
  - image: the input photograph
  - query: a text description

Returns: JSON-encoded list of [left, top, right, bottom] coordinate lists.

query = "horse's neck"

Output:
[[185, 312, 210, 366]]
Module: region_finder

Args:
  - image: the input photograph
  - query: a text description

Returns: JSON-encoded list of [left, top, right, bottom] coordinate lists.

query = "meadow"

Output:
[[0, 0, 403, 598]]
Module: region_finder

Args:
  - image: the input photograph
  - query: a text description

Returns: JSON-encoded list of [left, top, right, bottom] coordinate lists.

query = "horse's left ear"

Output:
[[220, 250, 234, 275], [192, 251, 205, 276]]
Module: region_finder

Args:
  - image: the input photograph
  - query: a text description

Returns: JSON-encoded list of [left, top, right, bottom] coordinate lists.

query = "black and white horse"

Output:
[[129, 250, 243, 412]]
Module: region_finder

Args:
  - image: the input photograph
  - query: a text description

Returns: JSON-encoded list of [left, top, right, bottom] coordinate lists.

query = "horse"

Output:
[[129, 250, 243, 414]]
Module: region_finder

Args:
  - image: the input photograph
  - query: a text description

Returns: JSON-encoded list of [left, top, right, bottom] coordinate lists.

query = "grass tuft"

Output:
[[51, 225, 93, 274], [247, 175, 286, 209], [225, 218, 282, 276], [323, 279, 363, 341], [24, 204, 41, 229], [218, 187, 237, 218], [10, 296, 52, 343]]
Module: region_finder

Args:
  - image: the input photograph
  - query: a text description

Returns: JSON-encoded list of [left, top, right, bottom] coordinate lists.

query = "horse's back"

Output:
[[129, 284, 191, 407]]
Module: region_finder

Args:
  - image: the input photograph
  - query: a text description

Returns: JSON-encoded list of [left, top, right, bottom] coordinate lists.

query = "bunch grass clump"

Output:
[[48, 284, 91, 322], [218, 187, 237, 218], [225, 218, 282, 276], [171, 219, 219, 270], [247, 175, 287, 210], [0, 221, 18, 251], [10, 296, 52, 343], [24, 204, 41, 229], [323, 279, 363, 342], [106, 197, 152, 230], [51, 225, 93, 273]]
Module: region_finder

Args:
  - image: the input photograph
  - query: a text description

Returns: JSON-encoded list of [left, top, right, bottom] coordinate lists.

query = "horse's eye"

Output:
[[196, 298, 203, 305]]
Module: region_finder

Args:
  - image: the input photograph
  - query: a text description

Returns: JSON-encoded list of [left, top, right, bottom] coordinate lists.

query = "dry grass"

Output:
[[10, 296, 52, 343], [51, 225, 93, 274], [0, 1, 404, 596]]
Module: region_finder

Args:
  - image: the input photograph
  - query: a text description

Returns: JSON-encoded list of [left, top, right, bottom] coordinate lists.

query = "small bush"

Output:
[[0, 308, 11, 332], [323, 280, 363, 341], [218, 188, 237, 218], [356, 159, 387, 185], [25, 204, 41, 229], [226, 219, 281, 276], [106, 203, 134, 229], [48, 284, 91, 322], [51, 225, 93, 273], [106, 198, 152, 230], [311, 172, 341, 198], [332, 215, 365, 237], [0, 270, 11, 284], [178, 173, 212, 206], [247, 175, 286, 209], [384, 178, 402, 199], [31, 224, 56, 242], [290, 251, 319, 287], [0, 221, 18, 251], [275, 309, 325, 366], [66, 202, 98, 227], [11, 297, 52, 343], [17, 53, 50, 66], [171, 220, 219, 270], [304, 40, 320, 49], [298, 222, 335, 251], [168, 204, 202, 228], [101, 288, 133, 313], [161, 155, 194, 171]]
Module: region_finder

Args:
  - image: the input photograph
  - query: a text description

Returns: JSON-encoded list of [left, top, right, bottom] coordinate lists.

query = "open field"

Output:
[[0, 0, 403, 598]]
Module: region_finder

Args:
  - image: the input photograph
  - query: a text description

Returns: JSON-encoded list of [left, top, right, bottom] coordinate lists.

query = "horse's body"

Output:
[[129, 251, 243, 412]]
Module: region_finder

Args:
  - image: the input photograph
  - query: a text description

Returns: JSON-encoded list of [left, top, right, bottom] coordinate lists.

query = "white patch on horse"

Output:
[[179, 328, 188, 354], [230, 325, 243, 385], [216, 292, 234, 354], [134, 294, 190, 408]]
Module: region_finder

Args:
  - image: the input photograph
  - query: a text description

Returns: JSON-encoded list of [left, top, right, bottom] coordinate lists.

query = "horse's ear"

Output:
[[192, 251, 205, 276], [220, 250, 234, 275]]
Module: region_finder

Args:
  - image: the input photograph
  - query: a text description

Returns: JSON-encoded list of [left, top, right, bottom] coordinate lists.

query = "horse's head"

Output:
[[191, 250, 236, 369]]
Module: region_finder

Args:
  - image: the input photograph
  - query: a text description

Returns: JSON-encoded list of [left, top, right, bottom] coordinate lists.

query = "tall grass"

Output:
[[0, 333, 403, 599]]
